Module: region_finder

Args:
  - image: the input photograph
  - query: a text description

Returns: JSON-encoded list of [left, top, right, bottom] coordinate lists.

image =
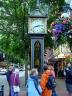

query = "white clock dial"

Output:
[[28, 18, 47, 34], [31, 19, 44, 33]]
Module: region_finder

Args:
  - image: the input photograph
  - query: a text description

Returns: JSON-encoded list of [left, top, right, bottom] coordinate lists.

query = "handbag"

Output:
[[13, 74, 20, 92], [13, 86, 20, 92]]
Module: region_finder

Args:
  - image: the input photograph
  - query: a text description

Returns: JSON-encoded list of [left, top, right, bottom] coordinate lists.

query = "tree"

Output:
[[0, 0, 30, 62], [0, 0, 65, 63]]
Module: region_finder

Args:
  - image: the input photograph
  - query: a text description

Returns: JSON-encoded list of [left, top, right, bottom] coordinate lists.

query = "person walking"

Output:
[[64, 63, 72, 96], [10, 68, 20, 96], [27, 68, 42, 96], [6, 64, 14, 96], [40, 64, 53, 96], [48, 65, 58, 96], [48, 65, 55, 77]]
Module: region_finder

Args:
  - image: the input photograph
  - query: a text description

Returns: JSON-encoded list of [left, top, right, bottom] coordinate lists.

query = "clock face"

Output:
[[28, 18, 47, 34], [31, 19, 45, 33]]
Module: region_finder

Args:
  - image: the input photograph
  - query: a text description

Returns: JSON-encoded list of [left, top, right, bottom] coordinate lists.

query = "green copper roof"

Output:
[[29, 0, 48, 17]]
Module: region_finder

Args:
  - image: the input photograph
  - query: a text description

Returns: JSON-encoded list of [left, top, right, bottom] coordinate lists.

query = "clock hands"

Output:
[[33, 25, 43, 29]]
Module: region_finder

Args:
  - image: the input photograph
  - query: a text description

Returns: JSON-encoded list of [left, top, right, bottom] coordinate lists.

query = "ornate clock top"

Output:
[[28, 0, 48, 34], [28, 0, 48, 17]]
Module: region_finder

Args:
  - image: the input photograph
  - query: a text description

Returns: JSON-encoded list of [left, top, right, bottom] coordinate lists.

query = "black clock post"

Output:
[[28, 0, 48, 73]]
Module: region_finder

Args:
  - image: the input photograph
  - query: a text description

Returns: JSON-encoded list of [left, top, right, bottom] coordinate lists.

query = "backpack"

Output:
[[46, 75, 56, 89], [65, 67, 72, 76]]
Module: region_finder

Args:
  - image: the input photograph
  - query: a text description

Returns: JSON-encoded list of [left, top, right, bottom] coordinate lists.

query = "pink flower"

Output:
[[62, 19, 68, 24], [70, 25, 72, 29]]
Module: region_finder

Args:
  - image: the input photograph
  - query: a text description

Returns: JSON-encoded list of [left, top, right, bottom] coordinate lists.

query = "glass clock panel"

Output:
[[28, 18, 47, 34]]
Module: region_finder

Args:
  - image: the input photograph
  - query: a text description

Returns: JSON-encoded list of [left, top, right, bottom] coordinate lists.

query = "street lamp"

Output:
[[60, 1, 72, 18], [65, 0, 72, 10], [70, 1, 72, 9], [65, 0, 72, 4], [61, 12, 70, 18]]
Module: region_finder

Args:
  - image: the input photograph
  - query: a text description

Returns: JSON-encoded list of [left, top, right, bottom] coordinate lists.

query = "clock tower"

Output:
[[28, 0, 48, 73]]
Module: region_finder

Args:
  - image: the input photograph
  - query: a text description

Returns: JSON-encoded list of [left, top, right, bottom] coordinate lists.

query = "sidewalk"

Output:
[[5, 79, 68, 96], [5, 90, 26, 96], [56, 79, 68, 96], [21, 79, 68, 96]]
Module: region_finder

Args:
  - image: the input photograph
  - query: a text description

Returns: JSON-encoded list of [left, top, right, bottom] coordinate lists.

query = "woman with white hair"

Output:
[[27, 68, 42, 96], [10, 68, 20, 96]]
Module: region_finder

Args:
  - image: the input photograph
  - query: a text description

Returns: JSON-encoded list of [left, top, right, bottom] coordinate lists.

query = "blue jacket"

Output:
[[27, 77, 42, 96]]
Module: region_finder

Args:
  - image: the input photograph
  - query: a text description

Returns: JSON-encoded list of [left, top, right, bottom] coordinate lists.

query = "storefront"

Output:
[[53, 44, 72, 77], [54, 53, 72, 78]]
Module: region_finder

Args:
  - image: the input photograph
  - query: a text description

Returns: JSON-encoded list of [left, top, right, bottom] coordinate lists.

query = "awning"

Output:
[[55, 53, 72, 59], [55, 53, 65, 59]]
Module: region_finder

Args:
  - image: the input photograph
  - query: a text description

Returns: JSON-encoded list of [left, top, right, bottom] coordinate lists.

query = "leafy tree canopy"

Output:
[[0, 0, 66, 63]]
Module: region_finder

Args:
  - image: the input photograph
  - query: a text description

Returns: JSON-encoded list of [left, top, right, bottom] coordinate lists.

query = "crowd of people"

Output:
[[27, 64, 58, 96], [6, 62, 72, 96], [27, 63, 72, 96]]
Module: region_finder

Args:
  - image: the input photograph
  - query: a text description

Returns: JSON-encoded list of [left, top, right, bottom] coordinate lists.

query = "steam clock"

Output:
[[28, 0, 48, 73]]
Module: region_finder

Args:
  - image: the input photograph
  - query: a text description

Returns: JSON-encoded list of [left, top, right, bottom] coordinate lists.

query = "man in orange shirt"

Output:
[[40, 64, 53, 96]]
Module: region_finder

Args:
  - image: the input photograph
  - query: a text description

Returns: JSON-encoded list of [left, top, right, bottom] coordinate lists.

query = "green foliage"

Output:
[[44, 32, 54, 48], [57, 33, 67, 45], [0, 0, 31, 63], [65, 56, 72, 63], [0, 0, 66, 63], [67, 36, 72, 52]]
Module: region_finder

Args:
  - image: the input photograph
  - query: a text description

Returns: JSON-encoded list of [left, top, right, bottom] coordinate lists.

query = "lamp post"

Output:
[[65, 0, 72, 4], [64, 0, 72, 15]]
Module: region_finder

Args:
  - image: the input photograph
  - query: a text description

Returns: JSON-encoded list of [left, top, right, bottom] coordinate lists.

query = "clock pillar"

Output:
[[28, 0, 48, 73]]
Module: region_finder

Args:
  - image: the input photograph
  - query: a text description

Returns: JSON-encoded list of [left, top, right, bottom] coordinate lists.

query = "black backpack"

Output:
[[46, 75, 56, 89], [67, 67, 72, 76]]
